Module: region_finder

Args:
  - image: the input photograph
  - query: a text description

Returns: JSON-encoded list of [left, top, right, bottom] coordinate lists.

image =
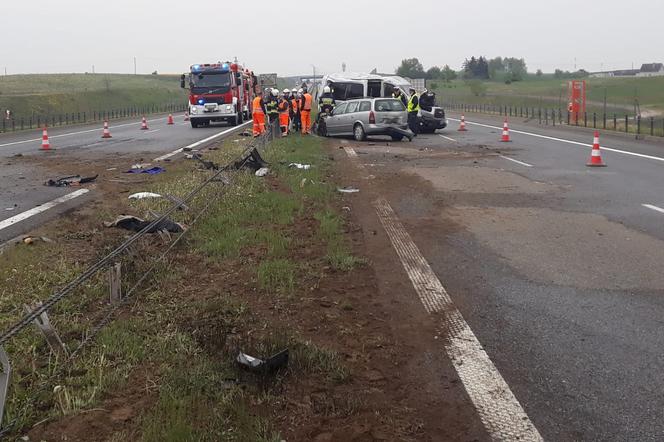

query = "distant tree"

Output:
[[536, 69, 543, 77], [462, 56, 489, 80], [488, 57, 505, 79], [151, 70, 158, 75], [396, 58, 426, 79], [429, 82, 438, 90], [504, 57, 527, 81], [554, 68, 565, 79], [426, 66, 442, 79], [441, 65, 457, 82]]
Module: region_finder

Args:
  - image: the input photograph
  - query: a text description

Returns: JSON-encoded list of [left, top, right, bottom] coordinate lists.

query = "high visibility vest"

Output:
[[320, 96, 334, 106], [408, 94, 420, 113], [302, 93, 313, 111], [278, 99, 289, 113], [291, 99, 299, 113], [266, 100, 278, 115], [252, 97, 264, 115]]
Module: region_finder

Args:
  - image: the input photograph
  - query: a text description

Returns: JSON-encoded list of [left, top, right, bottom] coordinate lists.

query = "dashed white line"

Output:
[[143, 129, 161, 134], [0, 116, 171, 148], [642, 204, 664, 214], [449, 118, 664, 163], [154, 121, 252, 162], [439, 135, 457, 142], [0, 189, 90, 232], [499, 155, 534, 167], [374, 198, 542, 441]]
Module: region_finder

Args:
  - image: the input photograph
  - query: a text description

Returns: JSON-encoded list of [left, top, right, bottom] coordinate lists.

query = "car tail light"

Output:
[[369, 111, 375, 124]]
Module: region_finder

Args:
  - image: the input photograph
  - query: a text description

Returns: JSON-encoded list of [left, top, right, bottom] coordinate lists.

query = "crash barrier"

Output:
[[0, 119, 277, 435], [446, 102, 664, 139], [0, 103, 188, 133]]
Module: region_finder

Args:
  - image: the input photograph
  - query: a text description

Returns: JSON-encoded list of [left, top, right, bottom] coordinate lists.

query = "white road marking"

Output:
[[642, 204, 664, 214], [439, 135, 457, 142], [449, 118, 664, 163], [0, 116, 170, 148], [374, 198, 542, 441], [143, 129, 161, 134], [499, 155, 534, 167], [154, 121, 252, 162], [343, 147, 366, 170], [0, 189, 90, 232]]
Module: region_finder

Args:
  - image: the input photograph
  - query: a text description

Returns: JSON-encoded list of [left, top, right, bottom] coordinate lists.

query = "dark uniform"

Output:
[[407, 92, 420, 136], [266, 96, 279, 124]]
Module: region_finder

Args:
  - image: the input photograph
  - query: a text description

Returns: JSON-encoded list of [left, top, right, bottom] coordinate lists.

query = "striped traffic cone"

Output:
[[167, 114, 174, 125], [458, 114, 468, 131], [586, 131, 606, 167], [184, 112, 190, 122], [101, 120, 112, 138], [140, 116, 149, 130], [40, 126, 51, 150], [500, 119, 511, 142]]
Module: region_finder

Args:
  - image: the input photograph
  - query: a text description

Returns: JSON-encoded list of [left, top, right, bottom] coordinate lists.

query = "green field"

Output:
[[0, 74, 188, 118], [429, 75, 664, 116]]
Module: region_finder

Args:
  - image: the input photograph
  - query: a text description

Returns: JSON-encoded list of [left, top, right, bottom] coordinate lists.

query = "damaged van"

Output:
[[318, 72, 447, 133]]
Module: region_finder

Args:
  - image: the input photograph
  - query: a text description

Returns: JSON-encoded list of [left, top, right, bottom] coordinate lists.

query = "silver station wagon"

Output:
[[321, 98, 413, 142]]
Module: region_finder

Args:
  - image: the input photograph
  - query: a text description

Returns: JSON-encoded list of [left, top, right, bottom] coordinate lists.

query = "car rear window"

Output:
[[359, 101, 371, 112], [346, 101, 360, 113], [374, 99, 405, 112]]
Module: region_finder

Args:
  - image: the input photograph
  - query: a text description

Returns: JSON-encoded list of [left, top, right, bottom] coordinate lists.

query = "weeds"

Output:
[[257, 259, 296, 293]]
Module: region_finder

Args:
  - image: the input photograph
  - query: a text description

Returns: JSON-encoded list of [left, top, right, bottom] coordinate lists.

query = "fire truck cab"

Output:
[[181, 62, 255, 128]]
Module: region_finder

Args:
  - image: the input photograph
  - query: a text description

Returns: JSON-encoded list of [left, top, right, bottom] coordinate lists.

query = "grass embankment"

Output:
[[429, 75, 664, 115], [0, 134, 361, 440], [0, 74, 187, 118]]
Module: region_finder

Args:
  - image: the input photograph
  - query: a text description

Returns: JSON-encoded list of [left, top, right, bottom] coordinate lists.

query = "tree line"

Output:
[[396, 56, 528, 83]]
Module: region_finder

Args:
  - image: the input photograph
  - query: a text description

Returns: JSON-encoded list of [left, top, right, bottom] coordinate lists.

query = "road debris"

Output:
[[236, 349, 289, 373], [337, 186, 360, 193], [235, 148, 268, 172], [128, 192, 162, 200], [45, 175, 98, 187], [289, 163, 311, 170], [131, 163, 152, 170], [255, 167, 269, 177], [125, 167, 166, 175], [103, 215, 185, 233], [192, 153, 219, 171]]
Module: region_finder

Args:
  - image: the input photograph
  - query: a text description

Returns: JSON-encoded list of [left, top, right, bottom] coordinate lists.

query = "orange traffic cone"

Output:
[[458, 114, 468, 131], [40, 126, 51, 150], [101, 120, 112, 138], [586, 131, 606, 167], [140, 116, 149, 130], [167, 114, 174, 125], [184, 112, 190, 122], [500, 119, 511, 142]]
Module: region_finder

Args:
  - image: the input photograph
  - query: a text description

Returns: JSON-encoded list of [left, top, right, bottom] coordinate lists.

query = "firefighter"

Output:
[[318, 86, 335, 115], [407, 87, 420, 136], [266, 88, 279, 126], [252, 90, 267, 137], [393, 88, 408, 108], [278, 89, 291, 136], [291, 89, 301, 133], [300, 87, 313, 135]]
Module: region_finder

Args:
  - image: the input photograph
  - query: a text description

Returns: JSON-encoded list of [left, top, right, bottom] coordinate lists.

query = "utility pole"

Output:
[[92, 65, 95, 74], [134, 57, 137, 75]]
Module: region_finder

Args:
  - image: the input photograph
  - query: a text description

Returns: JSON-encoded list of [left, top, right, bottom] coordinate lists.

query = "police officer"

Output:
[[393, 88, 408, 108], [407, 87, 420, 136]]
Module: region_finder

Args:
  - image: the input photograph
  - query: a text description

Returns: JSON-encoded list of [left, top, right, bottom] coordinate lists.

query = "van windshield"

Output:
[[374, 99, 406, 112]]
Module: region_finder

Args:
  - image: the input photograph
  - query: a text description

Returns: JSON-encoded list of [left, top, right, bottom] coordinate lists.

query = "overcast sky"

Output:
[[1, 0, 662, 76]]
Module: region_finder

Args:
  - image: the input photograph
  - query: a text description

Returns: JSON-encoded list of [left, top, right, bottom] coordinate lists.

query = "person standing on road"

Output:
[[300, 87, 313, 135], [278, 89, 291, 137], [407, 87, 420, 136], [290, 90, 301, 133], [252, 90, 267, 137]]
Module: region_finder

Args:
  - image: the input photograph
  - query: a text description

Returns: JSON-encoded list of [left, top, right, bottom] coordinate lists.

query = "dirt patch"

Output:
[[449, 206, 664, 290]]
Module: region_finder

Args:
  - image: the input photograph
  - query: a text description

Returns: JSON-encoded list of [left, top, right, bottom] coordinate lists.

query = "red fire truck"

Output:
[[180, 62, 256, 128]]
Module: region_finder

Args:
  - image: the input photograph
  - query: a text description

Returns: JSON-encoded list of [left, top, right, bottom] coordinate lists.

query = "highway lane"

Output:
[[345, 122, 664, 441], [0, 114, 252, 244]]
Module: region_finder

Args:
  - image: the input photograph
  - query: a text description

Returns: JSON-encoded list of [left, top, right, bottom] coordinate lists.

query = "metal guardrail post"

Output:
[[109, 263, 122, 304], [625, 115, 628, 133], [23, 304, 67, 357], [637, 115, 641, 137], [0, 346, 10, 428], [613, 114, 617, 131], [593, 113, 596, 129]]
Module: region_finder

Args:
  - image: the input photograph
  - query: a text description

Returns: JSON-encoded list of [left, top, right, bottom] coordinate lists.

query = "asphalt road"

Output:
[[344, 116, 664, 441], [0, 115, 251, 244]]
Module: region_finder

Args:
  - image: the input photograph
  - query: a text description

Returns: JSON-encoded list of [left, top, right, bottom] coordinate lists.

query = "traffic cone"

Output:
[[458, 114, 468, 131], [184, 112, 190, 121], [40, 126, 51, 151], [140, 116, 149, 130], [167, 114, 174, 125], [500, 119, 511, 142], [101, 120, 112, 138], [586, 131, 607, 167]]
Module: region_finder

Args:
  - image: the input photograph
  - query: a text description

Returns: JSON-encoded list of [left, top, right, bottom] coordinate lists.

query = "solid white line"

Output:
[[374, 198, 542, 441], [439, 135, 457, 142], [0, 189, 90, 231], [449, 118, 664, 163], [0, 116, 171, 148], [153, 121, 252, 162], [499, 155, 534, 167], [642, 204, 664, 214], [143, 129, 161, 134]]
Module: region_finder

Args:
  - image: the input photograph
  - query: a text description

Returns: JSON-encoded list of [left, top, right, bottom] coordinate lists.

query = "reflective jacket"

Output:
[[301, 93, 313, 111], [407, 94, 420, 113], [278, 99, 290, 113], [266, 98, 279, 115], [252, 96, 266, 115]]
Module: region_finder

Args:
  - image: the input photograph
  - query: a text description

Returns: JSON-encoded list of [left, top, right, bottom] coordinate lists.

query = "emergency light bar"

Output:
[[190, 63, 231, 73]]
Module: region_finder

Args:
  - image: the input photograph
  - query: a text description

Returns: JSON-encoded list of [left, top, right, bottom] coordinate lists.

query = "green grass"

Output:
[[257, 259, 297, 293], [0, 73, 187, 119], [430, 75, 664, 115]]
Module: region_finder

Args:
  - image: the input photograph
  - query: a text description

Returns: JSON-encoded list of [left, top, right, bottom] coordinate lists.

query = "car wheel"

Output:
[[353, 124, 366, 142], [391, 134, 404, 141]]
